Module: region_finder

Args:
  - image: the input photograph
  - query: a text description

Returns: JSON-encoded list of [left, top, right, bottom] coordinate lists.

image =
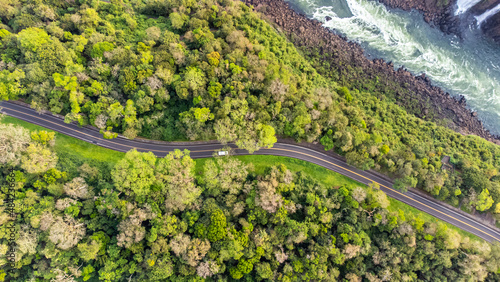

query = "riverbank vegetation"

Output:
[[1, 117, 499, 281], [1, 0, 500, 266]]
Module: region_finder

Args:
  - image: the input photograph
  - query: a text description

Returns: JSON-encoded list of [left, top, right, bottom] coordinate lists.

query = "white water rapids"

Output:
[[455, 0, 483, 15], [287, 0, 500, 135]]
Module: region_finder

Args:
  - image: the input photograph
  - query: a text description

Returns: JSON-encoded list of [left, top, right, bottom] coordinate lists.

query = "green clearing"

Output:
[[2, 115, 483, 243]]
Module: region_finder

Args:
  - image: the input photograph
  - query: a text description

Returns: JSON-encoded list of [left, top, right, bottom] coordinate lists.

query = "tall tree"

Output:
[[112, 149, 156, 198], [155, 149, 199, 212], [20, 143, 57, 174], [476, 189, 494, 211], [0, 123, 30, 165]]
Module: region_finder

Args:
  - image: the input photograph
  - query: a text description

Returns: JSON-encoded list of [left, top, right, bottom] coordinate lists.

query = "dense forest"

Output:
[[1, 0, 500, 255], [1, 121, 500, 281]]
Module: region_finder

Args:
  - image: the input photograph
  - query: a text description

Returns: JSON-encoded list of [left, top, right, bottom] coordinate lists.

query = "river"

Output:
[[286, 0, 500, 135]]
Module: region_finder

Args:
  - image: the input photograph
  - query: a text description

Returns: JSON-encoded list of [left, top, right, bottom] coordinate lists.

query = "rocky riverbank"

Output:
[[376, 0, 459, 33], [376, 0, 500, 43], [242, 0, 499, 144]]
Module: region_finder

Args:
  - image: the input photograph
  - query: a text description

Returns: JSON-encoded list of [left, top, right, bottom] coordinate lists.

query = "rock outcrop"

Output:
[[377, 0, 500, 44], [243, 0, 499, 143], [470, 0, 500, 42], [481, 12, 500, 41], [377, 0, 451, 23], [469, 0, 499, 15]]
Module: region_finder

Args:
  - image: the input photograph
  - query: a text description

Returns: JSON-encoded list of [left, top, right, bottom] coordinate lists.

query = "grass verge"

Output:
[[388, 198, 482, 242], [2, 116, 484, 243], [1, 115, 124, 165], [199, 154, 483, 243]]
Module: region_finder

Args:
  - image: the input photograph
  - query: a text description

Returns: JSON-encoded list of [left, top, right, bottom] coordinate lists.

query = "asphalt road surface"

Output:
[[2, 100, 500, 243]]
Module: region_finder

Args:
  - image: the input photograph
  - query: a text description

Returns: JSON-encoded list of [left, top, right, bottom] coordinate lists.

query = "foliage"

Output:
[[0, 0, 499, 260], [207, 209, 227, 242], [476, 189, 494, 211], [0, 122, 30, 165], [1, 120, 500, 280], [111, 149, 156, 199]]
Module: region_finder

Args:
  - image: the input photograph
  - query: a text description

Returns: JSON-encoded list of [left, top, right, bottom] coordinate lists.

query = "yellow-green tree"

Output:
[[476, 189, 494, 211], [112, 149, 156, 198]]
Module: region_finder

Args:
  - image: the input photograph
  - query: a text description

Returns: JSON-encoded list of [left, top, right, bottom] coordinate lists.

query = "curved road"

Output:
[[1, 101, 500, 243]]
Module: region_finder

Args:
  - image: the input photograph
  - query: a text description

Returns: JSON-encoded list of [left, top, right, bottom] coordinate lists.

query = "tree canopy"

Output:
[[1, 128, 499, 280], [1, 1, 500, 278], [1, 0, 497, 218]]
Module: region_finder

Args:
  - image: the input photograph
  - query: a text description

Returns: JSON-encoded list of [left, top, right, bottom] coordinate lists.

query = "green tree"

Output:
[[207, 209, 227, 242], [192, 107, 214, 123], [170, 12, 187, 30], [393, 176, 417, 193], [80, 8, 101, 30], [0, 69, 25, 100], [495, 203, 500, 214], [122, 100, 138, 139], [255, 262, 273, 279], [148, 257, 174, 280], [30, 130, 55, 146], [184, 66, 206, 92], [78, 239, 101, 261], [91, 42, 114, 58], [17, 27, 73, 75], [257, 124, 277, 148], [207, 51, 220, 66], [462, 167, 491, 192], [21, 143, 58, 174], [208, 80, 222, 98], [380, 144, 390, 155], [17, 27, 51, 52], [320, 134, 334, 151], [179, 107, 213, 140], [155, 149, 199, 212], [346, 150, 374, 170], [476, 189, 494, 211], [111, 149, 156, 198], [338, 86, 352, 102]]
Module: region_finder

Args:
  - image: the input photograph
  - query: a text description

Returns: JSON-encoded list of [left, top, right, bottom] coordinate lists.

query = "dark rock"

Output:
[[469, 0, 500, 16], [481, 12, 500, 43], [325, 16, 332, 21], [378, 0, 500, 45], [376, 0, 452, 25]]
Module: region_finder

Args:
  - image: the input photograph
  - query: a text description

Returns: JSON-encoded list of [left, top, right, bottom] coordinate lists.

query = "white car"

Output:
[[218, 151, 228, 156]]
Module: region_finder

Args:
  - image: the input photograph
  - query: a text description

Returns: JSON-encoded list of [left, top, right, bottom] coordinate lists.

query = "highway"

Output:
[[1, 100, 500, 243]]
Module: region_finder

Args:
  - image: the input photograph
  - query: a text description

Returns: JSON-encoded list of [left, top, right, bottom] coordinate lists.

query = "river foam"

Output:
[[287, 0, 500, 135]]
